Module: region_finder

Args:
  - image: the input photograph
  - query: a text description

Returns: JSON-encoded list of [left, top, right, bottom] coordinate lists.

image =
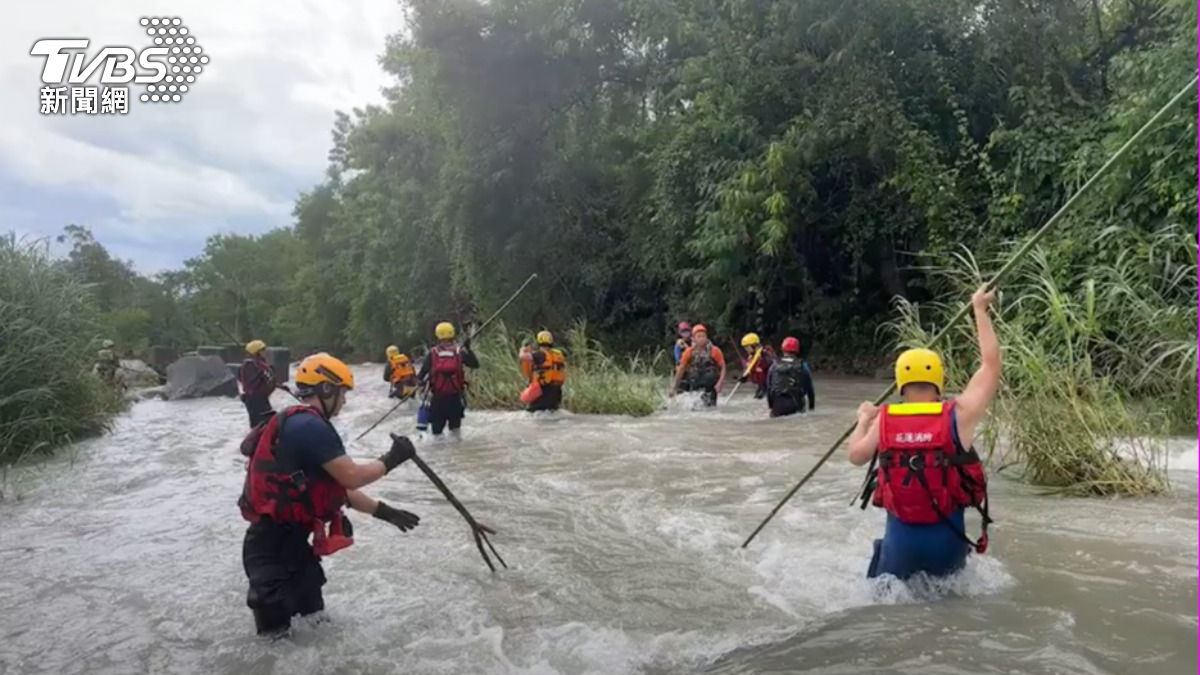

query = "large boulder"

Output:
[[165, 355, 239, 400], [119, 359, 164, 388]]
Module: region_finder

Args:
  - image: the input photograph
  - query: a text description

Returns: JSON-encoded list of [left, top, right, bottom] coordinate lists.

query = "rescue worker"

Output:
[[672, 321, 692, 364], [766, 337, 815, 417], [416, 322, 479, 437], [671, 324, 726, 406], [519, 330, 567, 412], [238, 340, 276, 428], [848, 286, 998, 580], [382, 345, 419, 400], [94, 339, 120, 387], [737, 333, 776, 399], [240, 352, 422, 636]]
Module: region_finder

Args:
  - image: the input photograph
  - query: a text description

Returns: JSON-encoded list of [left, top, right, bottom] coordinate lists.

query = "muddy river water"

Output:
[[0, 368, 1194, 674]]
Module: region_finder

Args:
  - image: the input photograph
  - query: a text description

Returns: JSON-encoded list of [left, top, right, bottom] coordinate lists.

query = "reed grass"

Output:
[[0, 236, 125, 465], [886, 225, 1192, 496], [467, 320, 665, 416]]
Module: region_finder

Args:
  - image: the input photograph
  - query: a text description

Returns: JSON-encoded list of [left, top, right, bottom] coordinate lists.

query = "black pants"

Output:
[[680, 379, 718, 406], [242, 394, 275, 428], [429, 393, 465, 435], [769, 393, 804, 418], [243, 520, 326, 635], [527, 384, 563, 412]]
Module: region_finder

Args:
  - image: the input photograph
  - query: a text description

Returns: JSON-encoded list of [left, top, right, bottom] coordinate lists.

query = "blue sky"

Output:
[[2, 1, 405, 272]]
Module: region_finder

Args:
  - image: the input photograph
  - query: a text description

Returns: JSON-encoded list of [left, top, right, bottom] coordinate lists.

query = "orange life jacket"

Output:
[[388, 354, 416, 384], [534, 348, 566, 386]]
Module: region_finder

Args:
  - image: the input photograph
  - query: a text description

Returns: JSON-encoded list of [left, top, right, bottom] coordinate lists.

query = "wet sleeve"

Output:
[[292, 415, 347, 470], [382, 363, 392, 382], [673, 342, 683, 363], [714, 349, 726, 369], [417, 354, 431, 381], [677, 348, 693, 374]]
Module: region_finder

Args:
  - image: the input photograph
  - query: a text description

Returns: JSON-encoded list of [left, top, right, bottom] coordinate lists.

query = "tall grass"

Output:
[[0, 236, 125, 466], [467, 321, 666, 416], [887, 225, 1192, 496]]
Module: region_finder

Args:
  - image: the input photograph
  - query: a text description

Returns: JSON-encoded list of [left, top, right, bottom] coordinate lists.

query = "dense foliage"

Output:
[[22, 0, 1199, 371], [0, 237, 124, 464]]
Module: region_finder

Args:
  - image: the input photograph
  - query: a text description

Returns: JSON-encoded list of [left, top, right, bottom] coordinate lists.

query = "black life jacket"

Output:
[[770, 357, 803, 396], [687, 345, 720, 385]]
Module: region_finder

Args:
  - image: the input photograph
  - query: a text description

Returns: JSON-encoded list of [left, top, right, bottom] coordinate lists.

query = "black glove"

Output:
[[374, 499, 422, 530], [737, 374, 748, 384], [380, 434, 416, 472], [373, 501, 420, 532], [462, 338, 472, 351]]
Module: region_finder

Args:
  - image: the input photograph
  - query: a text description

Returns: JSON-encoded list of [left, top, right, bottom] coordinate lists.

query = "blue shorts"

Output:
[[867, 510, 970, 580]]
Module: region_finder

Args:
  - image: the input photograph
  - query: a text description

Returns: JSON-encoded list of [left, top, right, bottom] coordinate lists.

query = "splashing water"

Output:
[[0, 367, 1193, 674]]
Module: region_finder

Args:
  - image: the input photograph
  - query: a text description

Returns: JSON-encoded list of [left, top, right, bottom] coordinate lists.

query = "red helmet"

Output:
[[677, 321, 691, 332], [781, 336, 800, 354]]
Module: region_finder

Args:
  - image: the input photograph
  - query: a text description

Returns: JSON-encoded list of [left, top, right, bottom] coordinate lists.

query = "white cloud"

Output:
[[0, 0, 405, 271]]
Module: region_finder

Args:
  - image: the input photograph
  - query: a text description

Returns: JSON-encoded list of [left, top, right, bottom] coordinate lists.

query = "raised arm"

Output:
[[954, 286, 1001, 447], [847, 402, 880, 465]]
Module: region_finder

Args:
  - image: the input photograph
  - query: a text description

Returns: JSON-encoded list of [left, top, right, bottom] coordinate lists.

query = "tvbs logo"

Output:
[[31, 40, 169, 85], [31, 17, 207, 114]]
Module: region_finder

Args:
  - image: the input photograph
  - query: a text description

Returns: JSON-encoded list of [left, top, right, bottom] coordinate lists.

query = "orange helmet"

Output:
[[295, 352, 355, 395], [692, 324, 708, 335]]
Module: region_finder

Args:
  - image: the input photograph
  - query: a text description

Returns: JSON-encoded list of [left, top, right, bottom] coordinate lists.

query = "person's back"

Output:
[[847, 287, 999, 580], [417, 322, 479, 435], [524, 331, 566, 412]]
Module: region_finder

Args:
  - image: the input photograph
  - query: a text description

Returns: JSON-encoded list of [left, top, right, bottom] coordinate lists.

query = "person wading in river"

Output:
[[240, 352, 422, 636], [417, 322, 479, 437], [519, 330, 567, 412], [671, 324, 726, 406], [737, 332, 775, 399], [382, 345, 419, 400], [238, 340, 276, 428], [94, 339, 121, 388], [672, 321, 693, 365], [766, 337, 815, 417], [848, 286, 997, 580]]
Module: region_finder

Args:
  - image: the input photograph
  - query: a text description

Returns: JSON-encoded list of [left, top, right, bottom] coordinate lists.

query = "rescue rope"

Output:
[[740, 73, 1198, 549]]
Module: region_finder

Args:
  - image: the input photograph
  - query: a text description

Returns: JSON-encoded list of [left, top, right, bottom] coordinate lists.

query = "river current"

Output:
[[0, 366, 1194, 674]]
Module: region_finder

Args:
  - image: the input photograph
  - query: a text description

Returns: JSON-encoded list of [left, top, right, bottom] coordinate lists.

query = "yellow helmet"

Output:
[[385, 345, 400, 358], [295, 352, 355, 391], [741, 332, 760, 348], [536, 330, 554, 346], [245, 339, 267, 355], [435, 322, 456, 340], [895, 348, 944, 394]]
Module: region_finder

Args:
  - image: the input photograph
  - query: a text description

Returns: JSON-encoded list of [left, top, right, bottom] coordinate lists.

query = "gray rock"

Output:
[[165, 355, 239, 400], [118, 359, 164, 388]]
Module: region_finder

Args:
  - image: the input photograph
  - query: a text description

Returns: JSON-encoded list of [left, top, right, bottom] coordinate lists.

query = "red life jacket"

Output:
[[429, 344, 466, 396], [238, 405, 352, 557], [870, 400, 991, 553], [239, 357, 274, 398]]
